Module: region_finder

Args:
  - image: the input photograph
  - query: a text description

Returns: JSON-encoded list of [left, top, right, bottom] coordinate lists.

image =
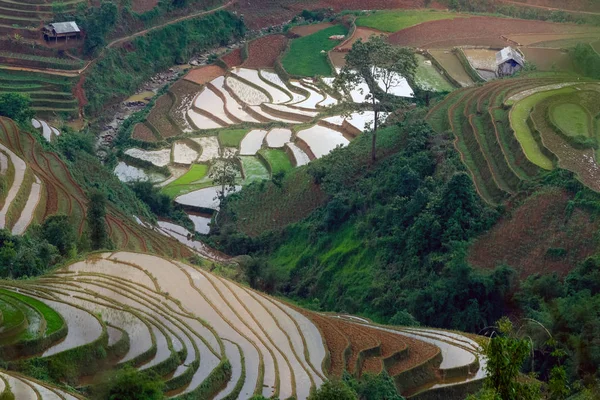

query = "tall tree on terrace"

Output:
[[209, 155, 240, 203], [334, 35, 417, 163]]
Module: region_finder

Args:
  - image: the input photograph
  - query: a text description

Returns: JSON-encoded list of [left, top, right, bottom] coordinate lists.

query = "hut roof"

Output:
[[496, 47, 524, 67], [48, 21, 80, 34]]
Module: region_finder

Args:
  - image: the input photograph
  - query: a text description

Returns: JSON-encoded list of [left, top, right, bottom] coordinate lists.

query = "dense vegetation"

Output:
[[215, 107, 600, 393], [215, 114, 507, 332], [84, 10, 245, 114]]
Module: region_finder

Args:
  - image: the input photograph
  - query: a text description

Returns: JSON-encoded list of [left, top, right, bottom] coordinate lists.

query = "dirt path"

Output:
[[499, 0, 600, 16], [0, 0, 236, 78]]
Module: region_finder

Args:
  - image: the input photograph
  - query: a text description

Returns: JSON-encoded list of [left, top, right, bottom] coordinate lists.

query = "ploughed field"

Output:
[[426, 76, 600, 205], [0, 252, 486, 399]]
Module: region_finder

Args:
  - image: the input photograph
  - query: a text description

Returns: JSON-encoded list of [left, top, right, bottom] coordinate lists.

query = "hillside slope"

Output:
[[0, 252, 486, 399]]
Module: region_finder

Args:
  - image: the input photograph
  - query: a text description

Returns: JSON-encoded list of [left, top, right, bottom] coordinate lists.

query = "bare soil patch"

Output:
[[507, 32, 598, 46], [501, 0, 600, 14], [147, 94, 180, 139], [132, 0, 159, 13], [388, 16, 599, 48], [290, 22, 334, 37], [469, 188, 599, 278], [132, 123, 157, 142], [184, 65, 225, 85], [243, 35, 288, 68], [328, 50, 347, 68], [337, 27, 386, 51], [221, 48, 243, 68], [520, 47, 575, 72], [236, 0, 444, 30]]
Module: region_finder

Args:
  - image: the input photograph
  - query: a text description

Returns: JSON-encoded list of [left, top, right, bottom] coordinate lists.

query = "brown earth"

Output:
[[500, 0, 600, 14], [132, 123, 157, 142], [236, 0, 444, 30], [388, 16, 600, 48], [243, 34, 288, 68], [290, 22, 333, 37], [184, 65, 225, 85], [222, 48, 243, 68], [519, 47, 575, 72], [337, 27, 387, 51], [132, 0, 159, 13], [328, 50, 347, 68], [469, 188, 600, 278]]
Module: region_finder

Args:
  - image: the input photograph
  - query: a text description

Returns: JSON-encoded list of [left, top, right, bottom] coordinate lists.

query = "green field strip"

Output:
[[355, 9, 464, 33], [282, 25, 348, 77], [161, 164, 211, 198], [549, 103, 591, 138], [0, 13, 38, 22], [0, 294, 42, 344], [414, 54, 455, 93], [0, 297, 26, 341], [218, 128, 251, 148], [508, 87, 578, 170], [471, 112, 522, 193], [468, 84, 523, 192], [426, 87, 470, 133], [448, 89, 506, 204], [4, 165, 33, 231], [0, 289, 63, 334], [240, 156, 270, 183], [258, 149, 293, 175]]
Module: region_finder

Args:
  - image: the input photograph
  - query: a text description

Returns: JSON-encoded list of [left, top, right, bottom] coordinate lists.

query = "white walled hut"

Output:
[[42, 21, 81, 42], [496, 47, 525, 77]]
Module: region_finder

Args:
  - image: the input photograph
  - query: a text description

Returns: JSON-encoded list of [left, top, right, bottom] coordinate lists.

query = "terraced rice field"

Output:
[[0, 252, 487, 399], [414, 54, 456, 92], [0, 70, 78, 118], [0, 117, 188, 258], [426, 77, 600, 204], [429, 50, 475, 87], [120, 62, 414, 233]]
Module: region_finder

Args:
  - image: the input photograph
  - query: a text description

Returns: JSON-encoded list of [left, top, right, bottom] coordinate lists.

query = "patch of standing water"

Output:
[[297, 125, 349, 158], [114, 161, 166, 183], [124, 148, 171, 167], [188, 213, 212, 234]]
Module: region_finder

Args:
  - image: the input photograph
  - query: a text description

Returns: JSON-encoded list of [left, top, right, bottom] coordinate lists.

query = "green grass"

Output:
[[161, 164, 210, 198], [240, 156, 270, 182], [282, 25, 348, 77], [355, 9, 463, 33], [509, 87, 578, 170], [218, 129, 250, 148], [551, 103, 590, 137], [259, 149, 293, 174], [0, 289, 63, 334], [0, 298, 25, 334], [415, 54, 455, 92]]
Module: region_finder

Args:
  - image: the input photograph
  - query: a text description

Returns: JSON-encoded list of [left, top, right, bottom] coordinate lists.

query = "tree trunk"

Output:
[[372, 99, 378, 163]]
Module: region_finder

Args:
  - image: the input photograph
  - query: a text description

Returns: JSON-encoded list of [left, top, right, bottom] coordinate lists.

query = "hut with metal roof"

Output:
[[496, 46, 525, 77], [42, 22, 81, 42]]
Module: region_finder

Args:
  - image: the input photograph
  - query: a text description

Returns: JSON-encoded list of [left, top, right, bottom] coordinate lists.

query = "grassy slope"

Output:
[[355, 9, 463, 33], [259, 149, 293, 174], [0, 289, 63, 334], [551, 103, 590, 137], [510, 87, 578, 170], [282, 25, 348, 77]]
